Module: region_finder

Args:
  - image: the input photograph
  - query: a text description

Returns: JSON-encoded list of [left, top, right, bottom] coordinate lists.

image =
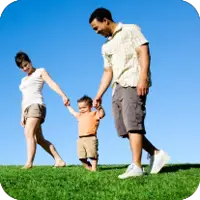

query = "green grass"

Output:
[[0, 164, 199, 200]]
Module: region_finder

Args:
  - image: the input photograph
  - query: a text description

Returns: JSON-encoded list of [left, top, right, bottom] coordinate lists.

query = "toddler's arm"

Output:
[[96, 105, 105, 119], [67, 106, 79, 118]]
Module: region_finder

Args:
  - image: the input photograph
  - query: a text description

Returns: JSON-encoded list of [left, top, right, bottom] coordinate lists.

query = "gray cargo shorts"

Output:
[[112, 84, 146, 138]]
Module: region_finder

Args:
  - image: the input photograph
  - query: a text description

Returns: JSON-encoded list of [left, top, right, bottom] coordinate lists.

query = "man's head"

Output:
[[77, 95, 93, 113], [15, 51, 33, 73], [89, 8, 114, 38]]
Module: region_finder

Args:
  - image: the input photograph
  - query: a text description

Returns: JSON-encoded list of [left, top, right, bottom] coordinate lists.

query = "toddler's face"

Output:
[[78, 102, 92, 114]]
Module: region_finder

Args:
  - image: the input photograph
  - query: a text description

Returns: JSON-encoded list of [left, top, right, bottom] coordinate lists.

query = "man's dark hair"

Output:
[[15, 51, 31, 68], [77, 95, 93, 107], [89, 8, 113, 23]]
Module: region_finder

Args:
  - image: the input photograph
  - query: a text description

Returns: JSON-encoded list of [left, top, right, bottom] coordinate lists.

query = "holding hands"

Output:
[[62, 96, 70, 106], [93, 96, 102, 109]]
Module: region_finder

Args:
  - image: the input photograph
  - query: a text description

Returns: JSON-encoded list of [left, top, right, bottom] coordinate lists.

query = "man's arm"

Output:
[[67, 106, 79, 118], [136, 44, 150, 96], [93, 67, 113, 108]]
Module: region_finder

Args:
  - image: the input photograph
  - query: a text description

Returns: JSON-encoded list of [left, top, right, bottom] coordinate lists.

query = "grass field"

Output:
[[0, 164, 199, 200]]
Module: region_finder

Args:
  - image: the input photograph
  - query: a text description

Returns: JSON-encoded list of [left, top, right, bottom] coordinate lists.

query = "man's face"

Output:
[[90, 18, 112, 38]]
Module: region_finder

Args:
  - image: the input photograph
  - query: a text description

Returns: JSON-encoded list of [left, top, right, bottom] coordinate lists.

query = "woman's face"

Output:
[[20, 61, 33, 74]]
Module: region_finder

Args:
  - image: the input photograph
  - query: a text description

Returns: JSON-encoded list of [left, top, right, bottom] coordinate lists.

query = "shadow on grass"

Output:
[[98, 164, 200, 173], [98, 164, 149, 171], [98, 165, 129, 171], [160, 164, 200, 173]]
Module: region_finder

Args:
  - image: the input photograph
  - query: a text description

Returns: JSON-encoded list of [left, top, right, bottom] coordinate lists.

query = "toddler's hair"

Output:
[[77, 95, 93, 107]]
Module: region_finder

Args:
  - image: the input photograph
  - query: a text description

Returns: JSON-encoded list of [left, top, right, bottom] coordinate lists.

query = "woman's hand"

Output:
[[63, 96, 70, 106]]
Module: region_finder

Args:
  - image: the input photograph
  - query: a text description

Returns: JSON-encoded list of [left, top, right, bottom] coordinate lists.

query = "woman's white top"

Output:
[[19, 68, 46, 111]]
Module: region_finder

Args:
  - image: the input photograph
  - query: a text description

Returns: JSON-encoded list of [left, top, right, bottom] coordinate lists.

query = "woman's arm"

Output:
[[41, 69, 70, 106]]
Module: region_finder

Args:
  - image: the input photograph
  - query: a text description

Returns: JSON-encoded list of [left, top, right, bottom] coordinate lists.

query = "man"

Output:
[[89, 7, 170, 179]]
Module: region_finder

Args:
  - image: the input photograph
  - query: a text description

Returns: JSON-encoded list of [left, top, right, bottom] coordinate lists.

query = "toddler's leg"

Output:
[[86, 136, 98, 171], [79, 159, 92, 171], [90, 158, 98, 171]]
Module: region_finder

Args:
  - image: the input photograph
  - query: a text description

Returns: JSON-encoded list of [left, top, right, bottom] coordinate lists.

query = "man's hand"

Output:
[[136, 44, 150, 96], [137, 76, 149, 96], [93, 96, 102, 109], [20, 120, 25, 127], [93, 67, 113, 107], [63, 96, 70, 106]]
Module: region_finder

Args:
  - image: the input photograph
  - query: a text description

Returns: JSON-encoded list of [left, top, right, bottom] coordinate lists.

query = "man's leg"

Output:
[[128, 133, 170, 174], [128, 133, 143, 168], [129, 133, 160, 167], [122, 87, 146, 168], [123, 87, 170, 174], [143, 135, 158, 156], [112, 88, 127, 138], [112, 86, 144, 179], [145, 137, 170, 174]]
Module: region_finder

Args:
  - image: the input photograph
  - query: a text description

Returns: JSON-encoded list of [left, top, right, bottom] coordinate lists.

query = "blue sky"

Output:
[[0, 0, 199, 166]]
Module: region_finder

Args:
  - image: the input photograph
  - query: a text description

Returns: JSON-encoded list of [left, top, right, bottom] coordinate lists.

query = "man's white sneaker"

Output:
[[118, 164, 144, 179], [149, 150, 170, 174]]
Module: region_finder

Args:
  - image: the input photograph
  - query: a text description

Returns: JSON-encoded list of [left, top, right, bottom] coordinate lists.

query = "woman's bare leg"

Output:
[[23, 118, 41, 169], [35, 126, 66, 167]]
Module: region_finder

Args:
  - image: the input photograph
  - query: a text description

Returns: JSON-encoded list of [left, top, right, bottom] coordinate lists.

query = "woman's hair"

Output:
[[77, 95, 93, 107], [15, 51, 31, 68]]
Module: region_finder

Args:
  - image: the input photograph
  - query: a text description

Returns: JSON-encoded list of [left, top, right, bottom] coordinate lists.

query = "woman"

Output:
[[15, 51, 69, 169]]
